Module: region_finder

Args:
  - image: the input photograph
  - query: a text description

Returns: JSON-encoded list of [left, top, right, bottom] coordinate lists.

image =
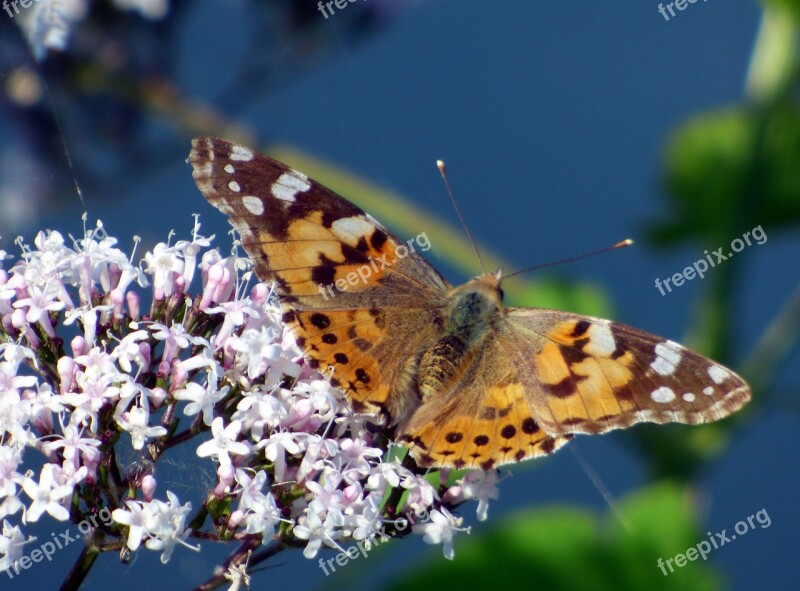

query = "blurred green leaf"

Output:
[[759, 0, 800, 22], [650, 104, 800, 246], [386, 483, 720, 591]]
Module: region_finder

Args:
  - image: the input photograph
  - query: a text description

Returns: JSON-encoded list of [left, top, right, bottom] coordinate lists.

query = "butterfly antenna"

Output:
[[504, 239, 634, 279], [437, 160, 486, 274], [568, 445, 631, 532]]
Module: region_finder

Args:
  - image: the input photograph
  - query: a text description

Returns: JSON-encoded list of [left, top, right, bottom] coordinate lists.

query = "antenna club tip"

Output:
[[436, 160, 446, 171], [615, 238, 634, 248]]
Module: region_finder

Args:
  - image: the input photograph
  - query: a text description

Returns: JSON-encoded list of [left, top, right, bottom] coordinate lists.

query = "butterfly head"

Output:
[[442, 271, 506, 339]]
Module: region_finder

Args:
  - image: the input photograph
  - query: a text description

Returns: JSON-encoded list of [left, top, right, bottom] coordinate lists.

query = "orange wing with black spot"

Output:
[[189, 137, 448, 418], [397, 309, 750, 469]]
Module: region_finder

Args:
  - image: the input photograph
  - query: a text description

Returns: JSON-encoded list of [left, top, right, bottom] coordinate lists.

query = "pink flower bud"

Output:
[[126, 291, 141, 319], [57, 356, 77, 393], [250, 283, 269, 306], [138, 342, 151, 371], [150, 387, 167, 407], [228, 509, 244, 529], [71, 336, 87, 357], [215, 464, 235, 495], [142, 475, 157, 501]]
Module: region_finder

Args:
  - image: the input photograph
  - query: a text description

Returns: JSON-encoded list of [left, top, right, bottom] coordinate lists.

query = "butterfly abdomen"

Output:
[[417, 335, 469, 401], [416, 277, 504, 401]]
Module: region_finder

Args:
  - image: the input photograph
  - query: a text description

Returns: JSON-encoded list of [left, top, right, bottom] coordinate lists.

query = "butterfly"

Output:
[[188, 137, 751, 471]]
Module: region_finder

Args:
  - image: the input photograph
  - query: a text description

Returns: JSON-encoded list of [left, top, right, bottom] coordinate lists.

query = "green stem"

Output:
[[60, 544, 100, 591]]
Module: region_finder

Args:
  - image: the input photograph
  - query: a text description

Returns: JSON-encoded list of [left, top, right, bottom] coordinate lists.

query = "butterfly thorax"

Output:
[[417, 274, 504, 402]]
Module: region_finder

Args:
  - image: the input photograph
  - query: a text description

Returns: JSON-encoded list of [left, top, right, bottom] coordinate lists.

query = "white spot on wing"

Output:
[[651, 386, 676, 403], [228, 181, 241, 193], [651, 341, 683, 376], [708, 366, 730, 385], [331, 216, 375, 247], [703, 386, 714, 396], [242, 196, 264, 216], [230, 145, 254, 161], [272, 171, 310, 202], [682, 392, 696, 402], [583, 322, 616, 356], [224, 164, 235, 174]]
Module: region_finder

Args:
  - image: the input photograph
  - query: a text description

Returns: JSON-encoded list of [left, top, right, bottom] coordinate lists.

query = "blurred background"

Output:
[[1, 0, 798, 590]]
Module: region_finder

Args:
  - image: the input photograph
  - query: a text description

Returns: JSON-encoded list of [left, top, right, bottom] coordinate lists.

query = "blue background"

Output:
[[1, 1, 798, 590]]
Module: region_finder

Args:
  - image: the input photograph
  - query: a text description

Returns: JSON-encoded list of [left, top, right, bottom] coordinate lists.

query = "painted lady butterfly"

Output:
[[189, 137, 750, 470]]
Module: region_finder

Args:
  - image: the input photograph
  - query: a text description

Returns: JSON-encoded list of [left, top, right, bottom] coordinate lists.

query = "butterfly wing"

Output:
[[397, 334, 572, 470], [398, 308, 750, 469], [504, 308, 751, 435], [189, 137, 449, 418]]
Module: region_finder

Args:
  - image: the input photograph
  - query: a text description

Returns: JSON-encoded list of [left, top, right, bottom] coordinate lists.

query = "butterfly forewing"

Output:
[[189, 136, 450, 311], [189, 137, 448, 419]]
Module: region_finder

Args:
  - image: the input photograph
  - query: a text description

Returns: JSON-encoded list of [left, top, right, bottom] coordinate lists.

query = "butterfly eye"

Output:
[[498, 288, 505, 301]]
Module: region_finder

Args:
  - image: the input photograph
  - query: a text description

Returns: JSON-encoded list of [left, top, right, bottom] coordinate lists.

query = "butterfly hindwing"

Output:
[[397, 335, 572, 469]]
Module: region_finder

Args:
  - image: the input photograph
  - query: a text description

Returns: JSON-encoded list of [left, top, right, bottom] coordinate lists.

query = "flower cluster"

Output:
[[0, 218, 500, 586], [11, 0, 169, 60]]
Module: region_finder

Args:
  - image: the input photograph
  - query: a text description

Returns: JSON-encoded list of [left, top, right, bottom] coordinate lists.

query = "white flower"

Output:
[[142, 491, 198, 563], [112, 500, 149, 551], [142, 242, 184, 298], [174, 381, 228, 426], [258, 431, 304, 483], [0, 358, 38, 398], [205, 299, 259, 349], [242, 491, 285, 544], [21, 464, 74, 523], [0, 519, 33, 573], [230, 327, 281, 380], [412, 507, 469, 560], [222, 557, 251, 591], [42, 422, 101, 468], [366, 458, 412, 493], [232, 386, 286, 441], [114, 492, 197, 563], [292, 506, 344, 559], [196, 418, 250, 467], [111, 329, 150, 373], [457, 469, 500, 522], [15, 0, 88, 60], [63, 305, 112, 347], [116, 404, 167, 450], [12, 283, 65, 337]]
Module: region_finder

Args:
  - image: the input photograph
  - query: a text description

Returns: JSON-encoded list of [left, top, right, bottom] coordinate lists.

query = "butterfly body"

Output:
[[418, 273, 504, 400], [189, 137, 751, 471]]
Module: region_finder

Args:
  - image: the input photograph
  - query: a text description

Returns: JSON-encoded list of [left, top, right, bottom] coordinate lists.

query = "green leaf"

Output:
[[758, 0, 800, 23], [385, 483, 720, 591], [651, 103, 800, 247]]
